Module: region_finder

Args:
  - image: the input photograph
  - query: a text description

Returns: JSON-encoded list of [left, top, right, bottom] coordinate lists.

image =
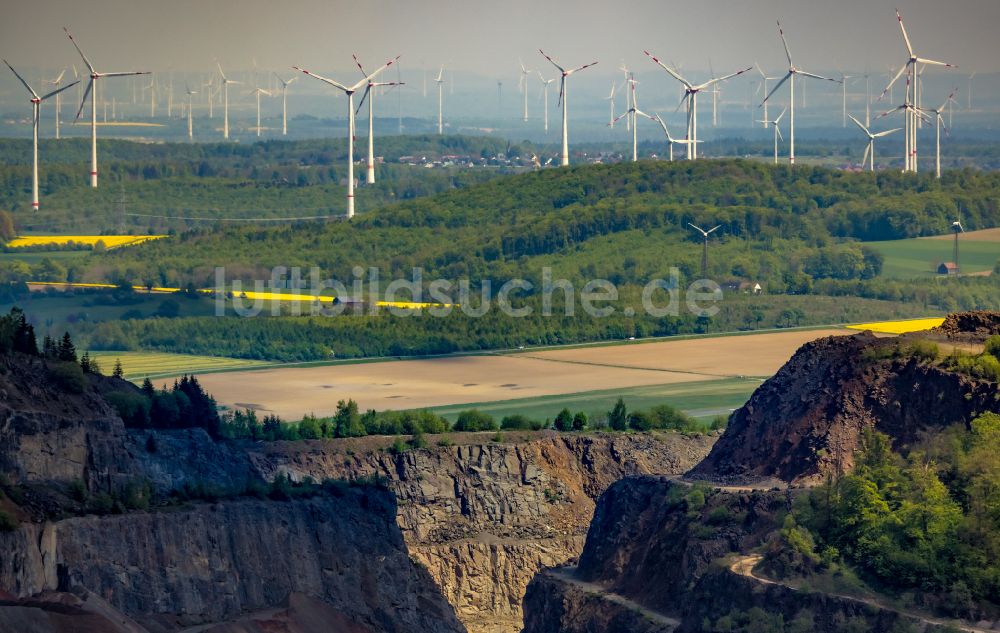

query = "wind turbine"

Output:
[[762, 22, 840, 166], [293, 55, 399, 218], [644, 50, 751, 160], [64, 28, 148, 188], [757, 107, 787, 164], [274, 74, 296, 135], [434, 66, 445, 134], [688, 223, 722, 280], [539, 49, 598, 167], [755, 63, 779, 128], [876, 89, 929, 172], [619, 61, 631, 131], [609, 77, 652, 162], [537, 72, 555, 132], [249, 86, 270, 137], [849, 114, 900, 172], [652, 114, 699, 162], [217, 63, 240, 140], [879, 9, 956, 173], [354, 54, 403, 184], [185, 84, 197, 139], [967, 72, 976, 109], [44, 69, 67, 139], [839, 72, 853, 127], [518, 59, 531, 122], [4, 61, 77, 211], [604, 81, 617, 127], [951, 220, 964, 272], [919, 90, 957, 178]]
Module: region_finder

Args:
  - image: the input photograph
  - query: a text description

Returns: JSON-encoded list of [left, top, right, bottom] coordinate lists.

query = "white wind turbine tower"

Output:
[[619, 62, 631, 131], [967, 72, 976, 109], [762, 22, 840, 166], [519, 59, 531, 122], [757, 107, 786, 164], [919, 90, 957, 178], [146, 76, 156, 117], [217, 63, 240, 140], [609, 77, 652, 162], [537, 72, 555, 132], [249, 86, 270, 137], [434, 67, 445, 134], [43, 69, 67, 139], [293, 55, 398, 218], [849, 114, 900, 172], [652, 114, 699, 162], [644, 50, 751, 160], [539, 49, 598, 167], [755, 63, 779, 128], [185, 84, 197, 139], [353, 54, 403, 184], [839, 72, 853, 127], [604, 81, 617, 127], [64, 28, 148, 188], [688, 223, 722, 280], [204, 77, 215, 119], [876, 87, 928, 172], [4, 61, 77, 210], [274, 74, 296, 135], [879, 9, 956, 173]]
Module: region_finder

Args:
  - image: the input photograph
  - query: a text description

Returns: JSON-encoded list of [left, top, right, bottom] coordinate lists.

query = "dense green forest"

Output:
[[781, 415, 1000, 619], [3, 157, 999, 360], [0, 135, 524, 228]]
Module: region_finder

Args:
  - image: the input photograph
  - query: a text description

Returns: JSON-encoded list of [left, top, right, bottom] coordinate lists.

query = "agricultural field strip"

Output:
[[7, 235, 167, 249], [845, 317, 946, 335], [512, 353, 767, 380]]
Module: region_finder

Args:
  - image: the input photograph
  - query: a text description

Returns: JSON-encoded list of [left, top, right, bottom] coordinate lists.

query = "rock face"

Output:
[[0, 354, 138, 491], [252, 432, 715, 633], [689, 332, 1000, 486]]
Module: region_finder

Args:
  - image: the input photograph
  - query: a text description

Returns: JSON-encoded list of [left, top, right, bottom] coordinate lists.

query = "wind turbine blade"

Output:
[[915, 57, 957, 69], [354, 55, 400, 90], [699, 66, 753, 89], [557, 76, 564, 107], [777, 21, 793, 66], [874, 105, 903, 121], [356, 85, 370, 115], [352, 53, 368, 77], [706, 225, 722, 235], [896, 9, 914, 58], [848, 113, 868, 134], [101, 71, 150, 78], [217, 62, 228, 81], [567, 61, 598, 74], [873, 127, 901, 137], [755, 62, 767, 79], [63, 28, 96, 74], [862, 142, 871, 168], [797, 70, 839, 83], [539, 49, 565, 73], [775, 126, 783, 141], [2, 60, 39, 98], [643, 50, 691, 88], [609, 112, 630, 125], [292, 66, 348, 91], [878, 64, 907, 101], [687, 223, 706, 236], [74, 78, 93, 121], [653, 113, 671, 140], [775, 107, 787, 124], [39, 80, 79, 101], [761, 73, 790, 105], [674, 92, 689, 114]]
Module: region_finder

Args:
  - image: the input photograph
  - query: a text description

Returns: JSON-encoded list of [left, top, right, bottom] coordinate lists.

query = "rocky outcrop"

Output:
[[934, 310, 1000, 343], [689, 332, 1000, 486], [251, 432, 715, 633], [0, 354, 139, 491], [2, 491, 463, 633]]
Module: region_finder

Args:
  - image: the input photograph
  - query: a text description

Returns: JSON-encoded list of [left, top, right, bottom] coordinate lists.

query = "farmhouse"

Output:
[[937, 262, 959, 276]]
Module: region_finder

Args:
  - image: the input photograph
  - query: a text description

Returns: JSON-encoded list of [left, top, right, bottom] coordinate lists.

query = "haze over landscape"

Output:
[[1, 2, 999, 633]]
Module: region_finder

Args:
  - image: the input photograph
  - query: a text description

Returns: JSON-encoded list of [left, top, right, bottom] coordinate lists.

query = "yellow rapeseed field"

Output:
[[846, 317, 945, 335], [7, 235, 167, 249]]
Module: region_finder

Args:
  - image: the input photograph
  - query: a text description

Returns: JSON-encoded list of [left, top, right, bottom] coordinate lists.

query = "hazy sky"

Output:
[[3, 0, 998, 80]]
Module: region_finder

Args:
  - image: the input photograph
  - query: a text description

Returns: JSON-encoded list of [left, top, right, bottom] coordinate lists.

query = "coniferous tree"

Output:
[[57, 332, 77, 362], [113, 358, 124, 379], [608, 398, 628, 431]]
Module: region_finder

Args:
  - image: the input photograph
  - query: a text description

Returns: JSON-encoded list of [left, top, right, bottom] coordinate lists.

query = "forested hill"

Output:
[[79, 159, 1000, 291]]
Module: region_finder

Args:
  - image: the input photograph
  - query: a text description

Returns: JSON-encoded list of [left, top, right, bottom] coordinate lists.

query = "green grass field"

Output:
[[868, 237, 999, 278], [3, 292, 219, 329], [88, 350, 270, 381], [427, 378, 761, 423], [0, 251, 92, 265]]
